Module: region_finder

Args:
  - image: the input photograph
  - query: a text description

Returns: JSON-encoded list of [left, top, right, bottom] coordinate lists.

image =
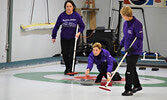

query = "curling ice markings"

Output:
[[44, 74, 165, 85]]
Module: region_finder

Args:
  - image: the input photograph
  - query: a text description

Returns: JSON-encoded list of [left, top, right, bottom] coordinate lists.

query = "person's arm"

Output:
[[105, 51, 114, 73], [120, 22, 126, 47], [75, 13, 85, 39], [85, 54, 94, 75], [116, 36, 125, 55], [51, 14, 62, 43], [131, 22, 143, 50], [117, 37, 124, 52], [77, 13, 85, 34]]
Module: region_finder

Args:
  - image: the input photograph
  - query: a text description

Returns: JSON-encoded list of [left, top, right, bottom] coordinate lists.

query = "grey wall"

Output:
[[12, 0, 65, 61], [0, 0, 7, 62]]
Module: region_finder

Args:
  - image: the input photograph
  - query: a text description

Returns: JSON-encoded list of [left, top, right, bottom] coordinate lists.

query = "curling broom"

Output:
[[67, 26, 79, 76], [99, 37, 137, 91]]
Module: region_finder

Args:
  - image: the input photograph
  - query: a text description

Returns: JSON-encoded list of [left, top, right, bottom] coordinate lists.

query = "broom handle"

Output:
[[46, 0, 50, 23], [72, 26, 78, 72], [105, 37, 137, 87], [30, 0, 35, 24]]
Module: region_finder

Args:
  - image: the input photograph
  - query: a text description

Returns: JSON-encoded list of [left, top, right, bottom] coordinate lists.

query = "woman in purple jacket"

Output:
[[119, 6, 143, 96], [52, 1, 85, 75], [85, 42, 121, 83]]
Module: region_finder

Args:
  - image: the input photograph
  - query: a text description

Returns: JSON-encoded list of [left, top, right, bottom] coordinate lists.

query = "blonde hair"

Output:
[[92, 42, 102, 49], [120, 6, 133, 17]]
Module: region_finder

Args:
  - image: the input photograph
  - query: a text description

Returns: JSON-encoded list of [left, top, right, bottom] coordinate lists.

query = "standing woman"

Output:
[[52, 1, 85, 75], [118, 6, 143, 96]]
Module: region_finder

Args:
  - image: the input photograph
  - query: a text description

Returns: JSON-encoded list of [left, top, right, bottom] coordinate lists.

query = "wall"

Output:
[[95, 0, 167, 57], [11, 0, 67, 62], [0, 0, 7, 63], [144, 7, 167, 57]]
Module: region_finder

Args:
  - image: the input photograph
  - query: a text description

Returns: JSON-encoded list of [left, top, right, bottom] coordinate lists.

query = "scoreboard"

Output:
[[124, 0, 167, 7]]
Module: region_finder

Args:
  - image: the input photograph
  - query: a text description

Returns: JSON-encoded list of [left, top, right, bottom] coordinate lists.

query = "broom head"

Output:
[[99, 86, 111, 91], [67, 72, 78, 76]]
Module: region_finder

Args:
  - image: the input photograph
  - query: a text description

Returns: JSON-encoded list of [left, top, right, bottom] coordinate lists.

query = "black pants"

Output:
[[112, 62, 118, 71], [96, 62, 108, 82], [96, 62, 120, 82], [61, 38, 75, 72], [125, 55, 141, 91]]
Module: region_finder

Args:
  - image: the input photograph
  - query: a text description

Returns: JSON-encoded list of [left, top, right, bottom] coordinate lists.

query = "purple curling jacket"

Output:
[[87, 49, 117, 73], [120, 16, 143, 56], [52, 11, 85, 40]]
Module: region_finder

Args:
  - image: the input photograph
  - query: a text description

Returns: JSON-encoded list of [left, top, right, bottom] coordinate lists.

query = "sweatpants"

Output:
[[125, 55, 141, 91], [61, 38, 75, 72]]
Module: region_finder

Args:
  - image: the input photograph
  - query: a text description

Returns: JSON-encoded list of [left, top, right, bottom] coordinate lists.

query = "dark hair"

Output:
[[64, 0, 76, 12]]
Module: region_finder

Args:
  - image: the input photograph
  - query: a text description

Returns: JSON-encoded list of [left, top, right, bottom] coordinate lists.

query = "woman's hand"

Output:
[[107, 72, 111, 77], [85, 69, 90, 76], [75, 32, 80, 39], [106, 72, 111, 82], [52, 39, 56, 44]]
